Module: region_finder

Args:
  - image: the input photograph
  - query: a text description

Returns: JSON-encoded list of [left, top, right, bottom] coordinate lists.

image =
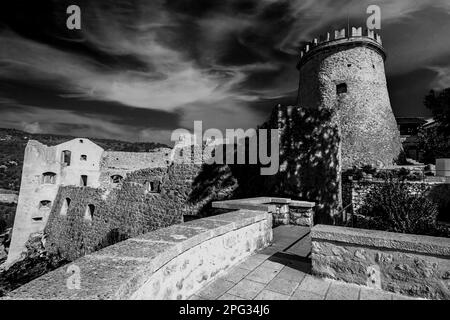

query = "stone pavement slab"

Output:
[[296, 275, 331, 296], [276, 264, 308, 282], [360, 287, 393, 300], [259, 259, 286, 271], [291, 289, 324, 300], [218, 293, 245, 300], [255, 290, 291, 300], [246, 266, 280, 284], [237, 255, 266, 271], [197, 279, 235, 300], [227, 279, 266, 299], [266, 277, 300, 296], [188, 295, 206, 300], [286, 234, 311, 258], [325, 282, 360, 300], [392, 293, 420, 300], [220, 266, 252, 284]]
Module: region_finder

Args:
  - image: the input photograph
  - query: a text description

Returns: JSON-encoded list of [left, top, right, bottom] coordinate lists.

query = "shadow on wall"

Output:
[[429, 184, 450, 223], [188, 106, 341, 224]]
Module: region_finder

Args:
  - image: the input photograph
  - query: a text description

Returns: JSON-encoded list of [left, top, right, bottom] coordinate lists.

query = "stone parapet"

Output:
[[212, 197, 315, 227], [3, 209, 272, 300], [311, 225, 450, 299]]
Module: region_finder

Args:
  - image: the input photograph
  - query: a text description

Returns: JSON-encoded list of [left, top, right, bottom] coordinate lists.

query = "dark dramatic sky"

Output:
[[1, 0, 450, 144]]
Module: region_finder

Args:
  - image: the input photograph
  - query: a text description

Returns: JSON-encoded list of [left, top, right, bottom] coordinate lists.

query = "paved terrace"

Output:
[[190, 225, 419, 300]]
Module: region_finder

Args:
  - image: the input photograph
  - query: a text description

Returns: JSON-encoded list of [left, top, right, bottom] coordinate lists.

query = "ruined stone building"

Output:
[[6, 135, 216, 265]]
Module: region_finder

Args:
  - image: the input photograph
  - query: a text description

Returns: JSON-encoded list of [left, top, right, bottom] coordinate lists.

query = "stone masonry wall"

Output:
[[211, 198, 315, 228], [4, 210, 272, 300], [271, 203, 314, 228], [45, 163, 214, 261], [311, 225, 450, 300]]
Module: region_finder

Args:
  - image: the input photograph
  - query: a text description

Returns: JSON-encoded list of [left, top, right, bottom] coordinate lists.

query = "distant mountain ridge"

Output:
[[0, 128, 170, 191]]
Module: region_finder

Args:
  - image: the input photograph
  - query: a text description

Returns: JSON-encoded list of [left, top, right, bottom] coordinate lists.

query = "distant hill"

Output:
[[0, 128, 170, 191]]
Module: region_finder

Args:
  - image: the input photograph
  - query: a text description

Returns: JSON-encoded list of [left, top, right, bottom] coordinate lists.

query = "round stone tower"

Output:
[[297, 27, 402, 169]]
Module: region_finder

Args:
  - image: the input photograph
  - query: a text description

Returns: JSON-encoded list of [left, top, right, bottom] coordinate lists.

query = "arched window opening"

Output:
[[84, 204, 95, 221], [60, 198, 71, 216], [80, 175, 88, 187], [145, 180, 160, 193], [337, 83, 348, 95], [111, 175, 124, 184], [62, 150, 72, 166], [191, 145, 195, 161], [42, 172, 56, 184]]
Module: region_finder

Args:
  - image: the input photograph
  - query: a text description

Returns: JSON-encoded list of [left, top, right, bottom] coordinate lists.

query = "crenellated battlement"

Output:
[[299, 26, 383, 62]]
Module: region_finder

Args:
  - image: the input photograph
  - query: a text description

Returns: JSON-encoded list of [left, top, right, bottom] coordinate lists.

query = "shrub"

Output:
[[0, 218, 6, 234], [354, 179, 441, 236], [397, 167, 411, 179]]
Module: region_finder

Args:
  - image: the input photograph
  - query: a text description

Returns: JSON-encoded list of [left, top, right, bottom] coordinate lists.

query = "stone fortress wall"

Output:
[[6, 135, 217, 265], [4, 208, 273, 300], [297, 27, 402, 169]]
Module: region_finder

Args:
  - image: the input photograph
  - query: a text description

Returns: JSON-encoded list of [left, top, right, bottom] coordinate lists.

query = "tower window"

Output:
[[60, 198, 71, 216], [84, 204, 95, 221], [62, 150, 71, 166], [337, 83, 348, 95], [111, 175, 123, 184], [80, 175, 88, 187], [145, 181, 160, 193], [42, 172, 56, 184], [80, 155, 87, 161], [39, 200, 52, 209]]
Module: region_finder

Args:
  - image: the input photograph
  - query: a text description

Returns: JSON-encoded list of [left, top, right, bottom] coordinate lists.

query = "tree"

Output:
[[424, 88, 450, 135], [354, 179, 442, 236], [0, 218, 6, 234], [418, 89, 450, 163]]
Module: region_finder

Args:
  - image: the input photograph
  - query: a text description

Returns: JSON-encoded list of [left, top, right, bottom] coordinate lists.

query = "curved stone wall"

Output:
[[3, 209, 272, 300]]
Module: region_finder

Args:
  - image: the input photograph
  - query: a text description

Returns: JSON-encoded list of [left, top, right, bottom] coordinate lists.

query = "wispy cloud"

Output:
[[1, 0, 450, 141], [428, 65, 450, 90], [0, 99, 173, 143], [280, 0, 450, 52]]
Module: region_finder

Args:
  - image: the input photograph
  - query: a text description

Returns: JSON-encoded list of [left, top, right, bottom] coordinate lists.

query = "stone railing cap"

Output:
[[212, 198, 316, 210], [312, 225, 450, 257], [3, 209, 269, 300]]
